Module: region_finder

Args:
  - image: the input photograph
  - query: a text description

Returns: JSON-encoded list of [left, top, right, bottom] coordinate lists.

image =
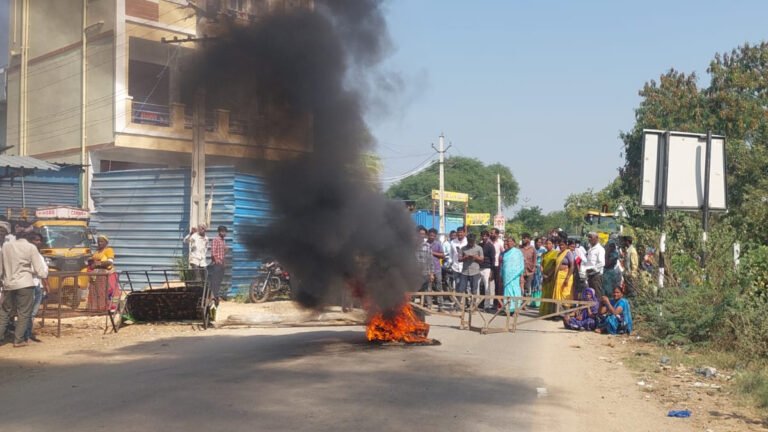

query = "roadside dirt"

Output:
[[573, 330, 768, 432]]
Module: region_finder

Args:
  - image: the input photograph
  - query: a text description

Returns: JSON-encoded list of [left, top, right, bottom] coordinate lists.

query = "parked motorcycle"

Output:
[[249, 260, 292, 303]]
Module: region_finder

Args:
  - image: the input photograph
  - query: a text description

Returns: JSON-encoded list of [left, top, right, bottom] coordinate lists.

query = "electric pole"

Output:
[[191, 88, 206, 228], [496, 173, 501, 216], [432, 134, 451, 233], [161, 35, 217, 228]]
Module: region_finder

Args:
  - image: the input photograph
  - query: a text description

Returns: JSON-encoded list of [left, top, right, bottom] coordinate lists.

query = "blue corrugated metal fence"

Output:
[[91, 166, 272, 296], [0, 166, 80, 214]]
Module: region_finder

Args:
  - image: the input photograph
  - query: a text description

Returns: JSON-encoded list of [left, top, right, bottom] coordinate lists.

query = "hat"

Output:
[[97, 234, 110, 242]]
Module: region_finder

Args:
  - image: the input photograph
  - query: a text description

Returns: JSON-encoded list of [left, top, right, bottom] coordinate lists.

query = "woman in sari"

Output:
[[87, 235, 118, 311], [531, 237, 545, 308], [597, 287, 633, 334], [501, 236, 525, 312], [551, 238, 575, 315], [563, 287, 598, 330], [538, 238, 559, 316]]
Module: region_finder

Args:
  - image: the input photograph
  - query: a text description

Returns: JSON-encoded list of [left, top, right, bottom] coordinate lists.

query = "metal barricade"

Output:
[[119, 268, 213, 329], [40, 270, 122, 337]]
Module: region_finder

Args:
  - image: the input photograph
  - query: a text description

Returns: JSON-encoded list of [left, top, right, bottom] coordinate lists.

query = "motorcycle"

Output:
[[249, 260, 292, 303]]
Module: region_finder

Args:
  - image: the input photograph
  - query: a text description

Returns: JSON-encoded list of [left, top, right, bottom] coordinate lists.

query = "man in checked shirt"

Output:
[[209, 225, 228, 305]]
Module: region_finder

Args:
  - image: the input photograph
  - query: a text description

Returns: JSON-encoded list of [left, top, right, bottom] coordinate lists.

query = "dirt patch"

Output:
[[578, 331, 768, 431]]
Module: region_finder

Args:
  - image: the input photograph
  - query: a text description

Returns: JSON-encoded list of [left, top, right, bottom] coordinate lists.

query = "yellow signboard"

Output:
[[431, 190, 469, 203], [466, 213, 491, 226]]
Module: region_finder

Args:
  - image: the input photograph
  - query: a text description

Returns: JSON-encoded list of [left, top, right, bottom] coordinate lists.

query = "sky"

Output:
[[370, 0, 768, 214]]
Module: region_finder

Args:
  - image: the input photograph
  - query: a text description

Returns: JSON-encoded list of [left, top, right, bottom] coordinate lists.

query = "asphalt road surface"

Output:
[[0, 313, 696, 432]]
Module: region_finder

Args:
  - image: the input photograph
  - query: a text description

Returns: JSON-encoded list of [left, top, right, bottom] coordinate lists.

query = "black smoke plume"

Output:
[[190, 1, 420, 312]]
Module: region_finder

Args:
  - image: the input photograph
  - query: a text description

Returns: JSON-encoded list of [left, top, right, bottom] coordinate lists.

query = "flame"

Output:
[[366, 303, 430, 343]]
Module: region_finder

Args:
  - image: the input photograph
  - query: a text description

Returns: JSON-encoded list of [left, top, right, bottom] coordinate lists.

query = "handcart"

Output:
[[117, 268, 215, 330]]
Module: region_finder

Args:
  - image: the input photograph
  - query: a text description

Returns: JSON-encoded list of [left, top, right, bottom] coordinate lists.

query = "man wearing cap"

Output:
[[582, 232, 605, 298], [209, 225, 228, 304], [184, 224, 209, 280]]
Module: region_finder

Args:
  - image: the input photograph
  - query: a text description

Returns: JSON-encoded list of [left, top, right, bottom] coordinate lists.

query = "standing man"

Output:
[[24, 232, 47, 343], [520, 233, 536, 303], [0, 232, 48, 347], [209, 225, 228, 305], [622, 236, 639, 298], [457, 233, 484, 306], [416, 227, 432, 304], [583, 232, 606, 298], [184, 224, 209, 280], [426, 229, 446, 309], [479, 230, 496, 310], [449, 227, 468, 291], [490, 228, 505, 306], [440, 232, 453, 293]]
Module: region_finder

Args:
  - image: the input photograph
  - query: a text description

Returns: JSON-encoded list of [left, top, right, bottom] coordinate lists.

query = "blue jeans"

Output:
[[457, 274, 480, 296], [24, 285, 43, 340]]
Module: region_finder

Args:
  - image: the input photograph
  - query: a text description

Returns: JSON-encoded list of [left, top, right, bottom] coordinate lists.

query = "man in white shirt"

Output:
[[183, 224, 209, 280], [582, 232, 605, 298], [449, 227, 468, 291], [0, 232, 49, 347]]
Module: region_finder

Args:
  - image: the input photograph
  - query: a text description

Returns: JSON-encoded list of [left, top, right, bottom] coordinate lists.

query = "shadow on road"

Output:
[[0, 329, 562, 432]]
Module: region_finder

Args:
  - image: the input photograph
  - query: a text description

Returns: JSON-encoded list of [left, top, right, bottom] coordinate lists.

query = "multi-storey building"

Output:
[[4, 0, 312, 206]]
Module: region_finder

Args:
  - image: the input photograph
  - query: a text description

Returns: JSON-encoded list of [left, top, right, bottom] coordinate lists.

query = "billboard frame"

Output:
[[641, 129, 728, 212]]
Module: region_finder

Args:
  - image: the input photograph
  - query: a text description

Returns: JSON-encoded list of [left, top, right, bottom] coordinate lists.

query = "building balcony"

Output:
[[116, 96, 312, 162]]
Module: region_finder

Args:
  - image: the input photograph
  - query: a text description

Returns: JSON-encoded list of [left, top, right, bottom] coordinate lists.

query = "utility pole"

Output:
[[496, 173, 501, 216], [432, 134, 451, 233], [161, 35, 218, 228], [191, 88, 206, 227]]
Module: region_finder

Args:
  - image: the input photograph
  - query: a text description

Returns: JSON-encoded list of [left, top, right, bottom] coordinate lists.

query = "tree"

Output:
[[615, 43, 768, 244], [386, 156, 519, 215]]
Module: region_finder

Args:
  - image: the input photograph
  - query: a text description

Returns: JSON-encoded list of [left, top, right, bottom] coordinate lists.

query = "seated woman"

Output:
[[563, 287, 598, 331], [596, 287, 633, 334]]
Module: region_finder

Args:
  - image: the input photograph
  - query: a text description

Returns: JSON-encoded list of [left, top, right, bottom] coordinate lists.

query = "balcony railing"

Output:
[[132, 102, 171, 126]]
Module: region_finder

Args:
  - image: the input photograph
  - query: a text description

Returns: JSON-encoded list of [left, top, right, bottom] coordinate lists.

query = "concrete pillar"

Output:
[[171, 102, 185, 132]]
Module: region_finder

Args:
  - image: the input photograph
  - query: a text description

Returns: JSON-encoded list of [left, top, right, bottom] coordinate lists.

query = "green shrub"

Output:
[[735, 369, 768, 409]]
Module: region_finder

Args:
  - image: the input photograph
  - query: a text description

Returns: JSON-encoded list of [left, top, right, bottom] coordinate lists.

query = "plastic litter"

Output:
[[667, 409, 691, 418]]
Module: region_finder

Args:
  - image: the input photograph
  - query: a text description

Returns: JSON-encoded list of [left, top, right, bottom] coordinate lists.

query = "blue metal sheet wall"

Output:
[[231, 174, 273, 294], [91, 168, 193, 282], [91, 167, 271, 295], [411, 210, 466, 233], [0, 166, 80, 214]]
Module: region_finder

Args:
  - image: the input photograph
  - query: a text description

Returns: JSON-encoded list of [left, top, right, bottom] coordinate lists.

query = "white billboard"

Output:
[[641, 130, 727, 211]]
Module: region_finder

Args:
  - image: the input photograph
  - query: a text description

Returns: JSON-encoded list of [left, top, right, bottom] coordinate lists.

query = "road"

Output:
[[0, 312, 696, 432]]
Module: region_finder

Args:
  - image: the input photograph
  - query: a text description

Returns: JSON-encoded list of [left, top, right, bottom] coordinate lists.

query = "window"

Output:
[[228, 0, 247, 12]]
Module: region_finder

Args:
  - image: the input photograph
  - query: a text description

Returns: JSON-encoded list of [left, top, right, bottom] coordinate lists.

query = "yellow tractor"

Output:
[[582, 207, 619, 245]]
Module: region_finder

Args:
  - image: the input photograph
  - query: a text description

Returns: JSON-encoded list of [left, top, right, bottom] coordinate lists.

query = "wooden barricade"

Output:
[[406, 291, 595, 334]]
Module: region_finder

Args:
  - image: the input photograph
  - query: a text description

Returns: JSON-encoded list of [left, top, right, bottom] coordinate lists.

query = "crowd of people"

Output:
[[416, 226, 636, 335], [0, 220, 230, 347]]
